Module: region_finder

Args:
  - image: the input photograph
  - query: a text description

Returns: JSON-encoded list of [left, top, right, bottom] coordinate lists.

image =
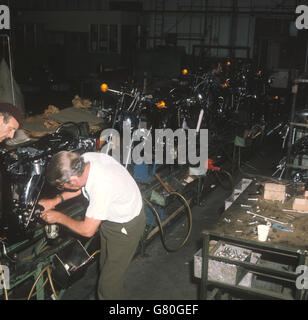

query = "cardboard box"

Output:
[[264, 183, 286, 202], [293, 198, 308, 211]]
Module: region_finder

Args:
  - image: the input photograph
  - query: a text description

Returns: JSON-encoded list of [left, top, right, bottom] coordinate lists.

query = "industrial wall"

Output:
[[9, 0, 308, 82], [142, 0, 305, 69]]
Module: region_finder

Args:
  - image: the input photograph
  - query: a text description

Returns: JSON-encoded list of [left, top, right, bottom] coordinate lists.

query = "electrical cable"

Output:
[[24, 279, 49, 300], [0, 243, 53, 300], [25, 249, 101, 300], [89, 250, 101, 259], [11, 278, 49, 300], [27, 264, 59, 300], [149, 174, 193, 252], [83, 249, 101, 265], [46, 265, 58, 300], [27, 265, 51, 300], [26, 250, 101, 301], [0, 260, 8, 300], [143, 192, 192, 252]]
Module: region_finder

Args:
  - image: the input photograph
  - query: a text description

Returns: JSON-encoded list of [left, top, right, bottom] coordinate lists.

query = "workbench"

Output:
[[207, 178, 308, 251], [23, 106, 106, 139], [198, 177, 308, 300]]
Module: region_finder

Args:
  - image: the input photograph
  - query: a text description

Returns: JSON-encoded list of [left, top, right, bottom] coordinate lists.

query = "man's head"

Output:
[[0, 103, 23, 142], [47, 151, 88, 190]]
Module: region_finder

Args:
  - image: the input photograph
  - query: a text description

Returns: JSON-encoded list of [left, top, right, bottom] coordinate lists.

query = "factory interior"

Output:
[[1, 0, 308, 304]]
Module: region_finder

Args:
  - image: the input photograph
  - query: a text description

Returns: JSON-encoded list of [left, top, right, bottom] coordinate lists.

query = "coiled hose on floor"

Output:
[[143, 174, 192, 252]]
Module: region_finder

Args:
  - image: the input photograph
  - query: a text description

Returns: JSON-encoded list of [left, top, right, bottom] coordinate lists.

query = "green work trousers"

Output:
[[97, 210, 146, 300]]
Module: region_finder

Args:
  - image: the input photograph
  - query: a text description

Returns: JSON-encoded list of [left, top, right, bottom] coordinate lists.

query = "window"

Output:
[[89, 24, 119, 53], [109, 25, 118, 53], [71, 32, 88, 52], [15, 24, 26, 48], [99, 24, 108, 52], [90, 24, 99, 52], [14, 23, 44, 48]]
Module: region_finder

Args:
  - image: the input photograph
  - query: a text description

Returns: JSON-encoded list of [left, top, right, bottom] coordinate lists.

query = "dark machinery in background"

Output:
[[271, 104, 308, 187], [0, 127, 96, 244], [100, 83, 181, 172], [97, 59, 283, 194]]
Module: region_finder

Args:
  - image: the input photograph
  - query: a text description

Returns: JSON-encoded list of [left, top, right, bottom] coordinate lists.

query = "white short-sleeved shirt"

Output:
[[81, 153, 143, 223]]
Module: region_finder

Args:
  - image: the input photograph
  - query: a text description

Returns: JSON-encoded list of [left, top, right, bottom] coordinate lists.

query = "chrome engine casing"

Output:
[[0, 130, 96, 242]]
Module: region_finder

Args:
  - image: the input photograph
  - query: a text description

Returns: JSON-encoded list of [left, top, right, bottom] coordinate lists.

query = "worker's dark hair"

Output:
[[46, 151, 86, 186], [0, 103, 23, 128]]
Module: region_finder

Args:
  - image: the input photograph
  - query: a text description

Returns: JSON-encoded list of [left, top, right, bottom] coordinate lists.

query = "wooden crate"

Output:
[[293, 198, 308, 211], [264, 183, 286, 202]]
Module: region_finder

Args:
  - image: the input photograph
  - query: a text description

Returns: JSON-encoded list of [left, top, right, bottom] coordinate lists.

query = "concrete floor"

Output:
[[60, 135, 283, 301]]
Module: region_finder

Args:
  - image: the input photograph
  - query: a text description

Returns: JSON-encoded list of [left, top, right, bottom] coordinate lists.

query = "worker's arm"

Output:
[[39, 189, 82, 211], [40, 209, 101, 238]]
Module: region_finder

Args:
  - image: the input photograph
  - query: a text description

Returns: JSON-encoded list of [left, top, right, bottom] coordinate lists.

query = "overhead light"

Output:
[[182, 68, 188, 75], [156, 101, 166, 109], [100, 83, 108, 92]]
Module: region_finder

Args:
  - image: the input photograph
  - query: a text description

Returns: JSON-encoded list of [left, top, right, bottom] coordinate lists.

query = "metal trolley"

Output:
[[200, 231, 308, 300]]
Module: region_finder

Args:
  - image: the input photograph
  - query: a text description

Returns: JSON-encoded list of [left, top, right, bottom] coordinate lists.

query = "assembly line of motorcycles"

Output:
[[0, 59, 291, 244], [99, 60, 284, 170]]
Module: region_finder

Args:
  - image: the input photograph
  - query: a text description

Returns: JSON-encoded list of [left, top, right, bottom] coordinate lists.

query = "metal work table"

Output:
[[199, 178, 308, 300], [205, 179, 308, 252]]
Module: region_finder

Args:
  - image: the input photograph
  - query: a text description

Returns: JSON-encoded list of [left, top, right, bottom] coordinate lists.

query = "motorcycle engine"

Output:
[[0, 130, 97, 243]]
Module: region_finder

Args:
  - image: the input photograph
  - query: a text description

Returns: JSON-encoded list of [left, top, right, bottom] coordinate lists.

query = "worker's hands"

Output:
[[38, 198, 58, 212], [40, 209, 62, 224]]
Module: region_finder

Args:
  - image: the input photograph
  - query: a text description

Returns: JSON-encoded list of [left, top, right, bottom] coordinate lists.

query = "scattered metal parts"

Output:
[[282, 212, 307, 223], [215, 246, 247, 260], [246, 210, 287, 225], [283, 209, 308, 214], [248, 221, 258, 225]]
